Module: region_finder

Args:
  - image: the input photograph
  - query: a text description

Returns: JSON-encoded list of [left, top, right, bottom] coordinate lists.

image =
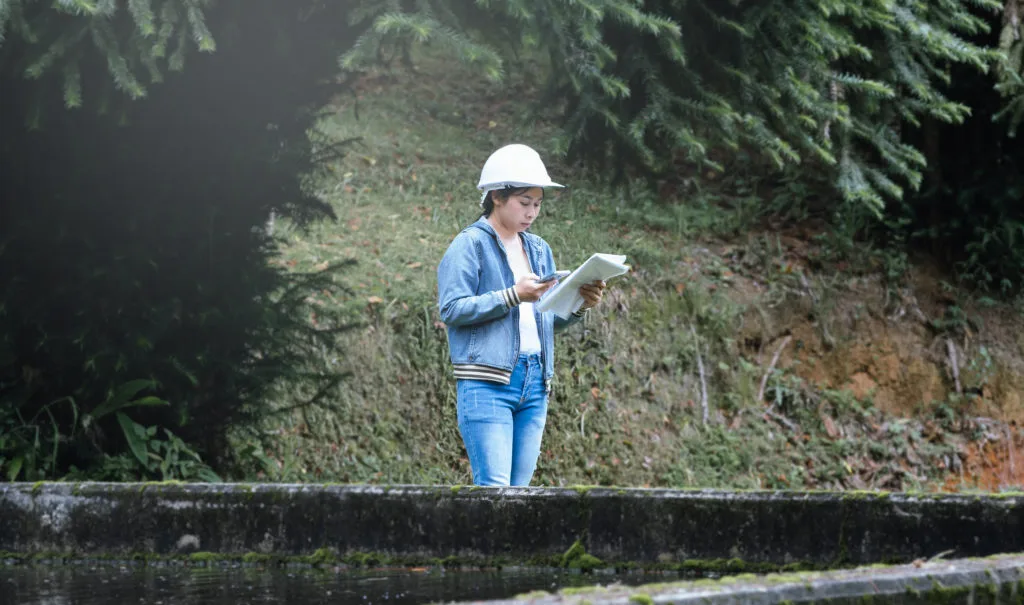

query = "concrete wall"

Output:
[[2, 483, 1023, 569]]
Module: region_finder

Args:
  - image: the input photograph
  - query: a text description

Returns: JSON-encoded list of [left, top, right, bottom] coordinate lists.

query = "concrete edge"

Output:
[[488, 554, 1024, 604], [3, 482, 1024, 571]]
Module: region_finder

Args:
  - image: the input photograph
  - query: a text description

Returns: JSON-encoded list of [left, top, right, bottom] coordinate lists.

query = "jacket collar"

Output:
[[470, 216, 497, 237], [470, 216, 537, 251]]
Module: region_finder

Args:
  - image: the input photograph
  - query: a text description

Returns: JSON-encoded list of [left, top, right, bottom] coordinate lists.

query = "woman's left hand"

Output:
[[578, 280, 606, 310]]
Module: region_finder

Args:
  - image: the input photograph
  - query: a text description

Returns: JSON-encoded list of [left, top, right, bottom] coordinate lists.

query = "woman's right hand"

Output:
[[515, 274, 557, 303]]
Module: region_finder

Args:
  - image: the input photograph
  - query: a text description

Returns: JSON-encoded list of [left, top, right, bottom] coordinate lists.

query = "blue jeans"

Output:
[[456, 353, 548, 486]]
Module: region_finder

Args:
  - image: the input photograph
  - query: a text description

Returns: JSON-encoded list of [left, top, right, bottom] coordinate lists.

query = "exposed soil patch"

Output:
[[727, 232, 1021, 416], [715, 227, 1024, 491], [942, 429, 1024, 492]]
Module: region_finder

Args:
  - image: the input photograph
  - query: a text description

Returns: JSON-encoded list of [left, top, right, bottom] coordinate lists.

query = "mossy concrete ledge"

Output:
[[2, 484, 1023, 568], [494, 554, 1024, 604]]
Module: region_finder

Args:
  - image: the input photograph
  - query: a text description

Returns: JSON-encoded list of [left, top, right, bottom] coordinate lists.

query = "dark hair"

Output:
[[481, 185, 532, 217]]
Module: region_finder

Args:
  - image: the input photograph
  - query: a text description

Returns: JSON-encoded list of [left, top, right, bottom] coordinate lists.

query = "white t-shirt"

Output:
[[504, 244, 542, 354]]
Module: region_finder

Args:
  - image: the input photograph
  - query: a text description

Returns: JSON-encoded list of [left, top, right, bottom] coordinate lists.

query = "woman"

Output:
[[437, 143, 605, 486]]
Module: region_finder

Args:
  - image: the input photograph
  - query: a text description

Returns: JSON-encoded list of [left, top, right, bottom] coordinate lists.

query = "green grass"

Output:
[[229, 48, 976, 490]]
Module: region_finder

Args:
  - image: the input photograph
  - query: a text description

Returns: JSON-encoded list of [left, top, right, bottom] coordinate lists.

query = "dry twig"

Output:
[[946, 338, 962, 395], [764, 407, 799, 432], [1007, 424, 1016, 489], [690, 324, 709, 426], [758, 335, 792, 404]]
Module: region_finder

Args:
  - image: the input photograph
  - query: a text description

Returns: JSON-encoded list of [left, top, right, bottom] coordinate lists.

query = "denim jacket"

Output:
[[437, 217, 584, 387]]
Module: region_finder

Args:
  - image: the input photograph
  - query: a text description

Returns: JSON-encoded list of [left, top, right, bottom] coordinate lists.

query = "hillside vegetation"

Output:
[[5, 1, 1024, 488], [241, 52, 1024, 492]]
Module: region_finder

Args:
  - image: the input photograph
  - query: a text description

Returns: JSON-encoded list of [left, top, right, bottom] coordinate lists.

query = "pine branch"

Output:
[[92, 17, 146, 99], [128, 0, 156, 37], [183, 0, 214, 52], [62, 59, 82, 108], [0, 0, 13, 43]]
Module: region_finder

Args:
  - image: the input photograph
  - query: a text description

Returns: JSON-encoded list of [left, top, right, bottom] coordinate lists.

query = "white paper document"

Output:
[[536, 253, 630, 319]]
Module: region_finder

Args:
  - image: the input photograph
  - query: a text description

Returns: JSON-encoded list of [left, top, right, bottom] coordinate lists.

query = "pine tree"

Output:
[[0, 1, 365, 480], [341, 0, 1002, 215], [7, 1, 1007, 213], [0, 0, 215, 114]]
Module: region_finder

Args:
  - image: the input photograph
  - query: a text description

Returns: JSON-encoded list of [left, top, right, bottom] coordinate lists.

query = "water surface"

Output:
[[3, 563, 686, 604]]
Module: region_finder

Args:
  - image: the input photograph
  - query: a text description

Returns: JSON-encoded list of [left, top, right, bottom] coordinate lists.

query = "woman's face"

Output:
[[492, 187, 544, 233]]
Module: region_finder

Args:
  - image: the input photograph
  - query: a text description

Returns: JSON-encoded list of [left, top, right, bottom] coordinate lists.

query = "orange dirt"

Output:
[[940, 432, 1024, 492], [727, 230, 1024, 491]]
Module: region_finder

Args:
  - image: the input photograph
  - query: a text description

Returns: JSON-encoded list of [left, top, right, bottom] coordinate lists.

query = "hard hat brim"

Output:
[[477, 180, 565, 191]]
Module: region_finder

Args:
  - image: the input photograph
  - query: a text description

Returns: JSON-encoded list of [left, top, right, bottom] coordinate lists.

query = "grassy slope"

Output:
[[237, 51, 1023, 491]]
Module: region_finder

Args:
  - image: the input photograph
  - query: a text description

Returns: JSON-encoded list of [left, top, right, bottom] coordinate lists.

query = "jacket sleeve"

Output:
[[438, 233, 520, 327], [554, 309, 586, 331]]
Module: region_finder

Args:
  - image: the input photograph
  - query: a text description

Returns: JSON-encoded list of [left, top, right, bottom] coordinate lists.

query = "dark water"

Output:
[[2, 564, 686, 605]]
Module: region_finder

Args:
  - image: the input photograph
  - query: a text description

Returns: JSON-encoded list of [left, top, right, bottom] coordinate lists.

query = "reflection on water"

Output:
[[2, 563, 686, 605]]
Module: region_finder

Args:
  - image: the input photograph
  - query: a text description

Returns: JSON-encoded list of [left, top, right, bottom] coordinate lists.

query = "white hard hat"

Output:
[[477, 144, 564, 204]]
